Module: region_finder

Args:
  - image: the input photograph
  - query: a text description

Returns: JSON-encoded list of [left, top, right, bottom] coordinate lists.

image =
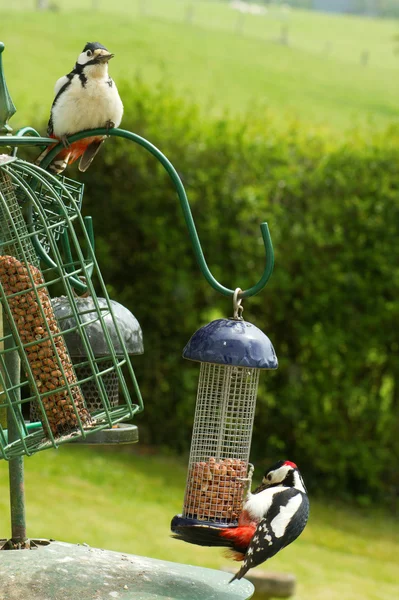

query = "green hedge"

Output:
[[41, 82, 399, 505]]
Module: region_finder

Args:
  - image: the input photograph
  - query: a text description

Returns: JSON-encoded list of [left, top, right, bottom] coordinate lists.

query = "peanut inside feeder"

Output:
[[184, 457, 247, 522], [0, 255, 91, 436]]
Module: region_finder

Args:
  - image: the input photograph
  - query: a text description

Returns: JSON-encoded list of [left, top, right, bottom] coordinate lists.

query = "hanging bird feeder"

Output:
[[172, 291, 277, 532], [0, 156, 143, 461]]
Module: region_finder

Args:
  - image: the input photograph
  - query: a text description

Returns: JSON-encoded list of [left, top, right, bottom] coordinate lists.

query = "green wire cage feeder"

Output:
[[0, 40, 278, 598], [0, 155, 143, 460]]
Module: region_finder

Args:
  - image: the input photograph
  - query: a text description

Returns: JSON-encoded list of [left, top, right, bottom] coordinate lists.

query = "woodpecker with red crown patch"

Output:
[[36, 42, 123, 174], [172, 460, 309, 583]]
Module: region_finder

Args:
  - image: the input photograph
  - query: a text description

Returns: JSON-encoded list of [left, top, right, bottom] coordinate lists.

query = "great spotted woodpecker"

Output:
[[36, 42, 123, 174], [172, 460, 309, 583]]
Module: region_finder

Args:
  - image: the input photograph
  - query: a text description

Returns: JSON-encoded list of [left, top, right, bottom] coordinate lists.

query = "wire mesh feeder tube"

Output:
[[0, 163, 90, 437], [0, 256, 91, 436], [172, 318, 278, 533], [184, 363, 259, 523]]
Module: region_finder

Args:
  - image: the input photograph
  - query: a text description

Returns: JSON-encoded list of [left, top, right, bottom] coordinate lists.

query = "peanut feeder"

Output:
[[172, 293, 278, 532]]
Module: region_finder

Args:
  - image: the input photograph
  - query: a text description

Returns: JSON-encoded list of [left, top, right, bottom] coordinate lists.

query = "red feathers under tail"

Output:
[[220, 525, 256, 560], [35, 136, 104, 174]]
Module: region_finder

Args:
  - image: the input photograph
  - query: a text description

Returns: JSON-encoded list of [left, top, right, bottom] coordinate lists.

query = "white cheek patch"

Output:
[[271, 465, 291, 483], [77, 52, 93, 65], [270, 494, 303, 538]]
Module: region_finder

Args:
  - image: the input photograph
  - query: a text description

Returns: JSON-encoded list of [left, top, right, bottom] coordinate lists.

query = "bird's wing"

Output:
[[232, 488, 309, 581], [54, 75, 70, 97], [47, 73, 74, 136], [78, 138, 105, 172]]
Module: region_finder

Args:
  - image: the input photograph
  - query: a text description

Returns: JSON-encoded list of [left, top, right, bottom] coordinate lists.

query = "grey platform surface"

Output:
[[0, 540, 254, 600]]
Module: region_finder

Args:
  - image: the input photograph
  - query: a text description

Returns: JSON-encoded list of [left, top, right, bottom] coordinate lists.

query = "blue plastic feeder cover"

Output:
[[182, 318, 278, 369]]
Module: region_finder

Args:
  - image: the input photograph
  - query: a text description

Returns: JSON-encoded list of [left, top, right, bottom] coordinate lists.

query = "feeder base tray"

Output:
[[0, 538, 50, 550], [70, 423, 139, 445], [0, 540, 254, 600]]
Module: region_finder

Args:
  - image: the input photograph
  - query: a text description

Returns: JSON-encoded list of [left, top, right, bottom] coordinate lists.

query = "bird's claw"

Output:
[[105, 120, 115, 135], [60, 134, 71, 148]]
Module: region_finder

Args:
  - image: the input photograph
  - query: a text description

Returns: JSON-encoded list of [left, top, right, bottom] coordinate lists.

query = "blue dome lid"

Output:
[[183, 318, 278, 369]]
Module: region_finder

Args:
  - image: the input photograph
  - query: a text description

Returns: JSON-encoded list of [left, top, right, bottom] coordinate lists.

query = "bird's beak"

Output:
[[93, 49, 115, 62]]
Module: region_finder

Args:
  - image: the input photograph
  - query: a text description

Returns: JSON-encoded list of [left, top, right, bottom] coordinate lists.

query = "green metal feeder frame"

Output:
[[0, 40, 276, 598], [0, 155, 143, 459]]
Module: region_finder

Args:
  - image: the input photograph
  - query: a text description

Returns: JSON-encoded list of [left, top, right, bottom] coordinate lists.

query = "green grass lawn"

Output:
[[1, 1, 399, 131], [0, 446, 398, 600]]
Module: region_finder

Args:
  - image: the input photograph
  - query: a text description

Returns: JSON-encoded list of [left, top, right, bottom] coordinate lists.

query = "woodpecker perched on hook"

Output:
[[36, 42, 123, 174], [172, 460, 309, 583]]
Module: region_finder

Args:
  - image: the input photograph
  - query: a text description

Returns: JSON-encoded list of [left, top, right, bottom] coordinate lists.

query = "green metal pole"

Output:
[[0, 308, 6, 428], [5, 322, 27, 545], [0, 42, 16, 134]]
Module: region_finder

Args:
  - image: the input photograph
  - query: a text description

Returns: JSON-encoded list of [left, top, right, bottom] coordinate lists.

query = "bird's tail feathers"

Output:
[[35, 144, 71, 175], [35, 147, 49, 167], [172, 524, 232, 548], [229, 565, 248, 584], [172, 523, 256, 559], [78, 138, 105, 172]]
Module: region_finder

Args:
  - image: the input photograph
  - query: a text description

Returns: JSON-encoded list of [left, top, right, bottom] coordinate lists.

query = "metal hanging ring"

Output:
[[233, 288, 244, 320]]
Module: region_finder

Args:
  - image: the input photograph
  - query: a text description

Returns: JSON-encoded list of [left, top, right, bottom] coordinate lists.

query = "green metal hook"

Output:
[[39, 128, 274, 298]]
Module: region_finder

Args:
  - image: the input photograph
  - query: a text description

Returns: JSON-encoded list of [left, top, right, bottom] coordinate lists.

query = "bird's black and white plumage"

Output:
[[172, 460, 309, 583], [36, 42, 123, 174]]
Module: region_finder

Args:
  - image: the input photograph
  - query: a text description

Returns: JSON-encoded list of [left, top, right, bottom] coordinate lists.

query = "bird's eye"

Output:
[[86, 50, 92, 57], [267, 474, 272, 481]]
